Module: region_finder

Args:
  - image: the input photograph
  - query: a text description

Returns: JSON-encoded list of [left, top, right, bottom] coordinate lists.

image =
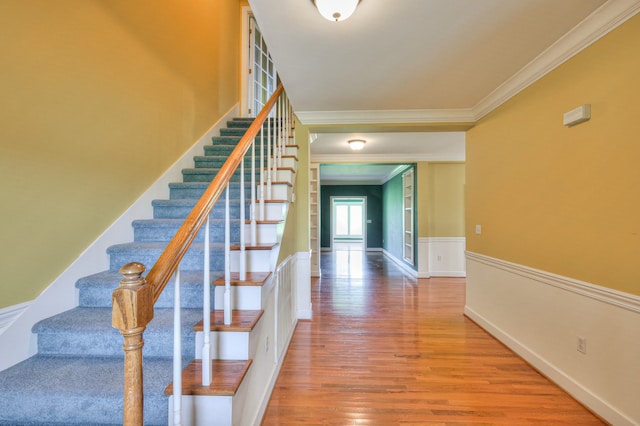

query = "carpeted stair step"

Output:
[[33, 307, 200, 358], [220, 127, 250, 137], [132, 218, 242, 243], [168, 182, 251, 200], [107, 241, 227, 272], [182, 167, 256, 183], [0, 355, 172, 425], [226, 119, 253, 129], [194, 155, 261, 169], [76, 270, 220, 309], [152, 199, 248, 220]]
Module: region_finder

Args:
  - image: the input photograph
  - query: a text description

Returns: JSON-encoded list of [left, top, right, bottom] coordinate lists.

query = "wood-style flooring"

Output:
[[261, 249, 605, 425]]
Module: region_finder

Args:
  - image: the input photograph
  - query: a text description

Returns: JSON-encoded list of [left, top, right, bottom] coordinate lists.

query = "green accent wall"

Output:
[[320, 185, 383, 249], [382, 166, 416, 268]]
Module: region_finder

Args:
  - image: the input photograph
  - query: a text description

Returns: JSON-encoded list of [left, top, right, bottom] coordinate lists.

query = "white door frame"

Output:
[[330, 196, 367, 250], [240, 6, 252, 117]]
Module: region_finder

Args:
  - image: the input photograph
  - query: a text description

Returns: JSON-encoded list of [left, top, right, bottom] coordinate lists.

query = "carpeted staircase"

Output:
[[0, 118, 266, 425]]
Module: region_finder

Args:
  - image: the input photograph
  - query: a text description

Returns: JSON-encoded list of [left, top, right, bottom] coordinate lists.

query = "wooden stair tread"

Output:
[[193, 310, 264, 332], [164, 360, 252, 396], [230, 243, 276, 251], [271, 181, 293, 186], [244, 219, 283, 224], [282, 155, 298, 161], [213, 271, 272, 286], [252, 199, 288, 204], [285, 144, 299, 148]]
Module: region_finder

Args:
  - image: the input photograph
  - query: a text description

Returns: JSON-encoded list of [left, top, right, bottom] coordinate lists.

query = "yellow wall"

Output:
[[417, 162, 465, 238], [0, 0, 242, 308], [278, 118, 310, 262], [466, 14, 640, 295]]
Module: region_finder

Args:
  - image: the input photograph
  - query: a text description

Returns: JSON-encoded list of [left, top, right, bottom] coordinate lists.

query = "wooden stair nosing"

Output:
[[229, 243, 276, 251], [213, 271, 272, 286], [193, 309, 264, 332], [164, 359, 252, 396], [244, 219, 284, 225]]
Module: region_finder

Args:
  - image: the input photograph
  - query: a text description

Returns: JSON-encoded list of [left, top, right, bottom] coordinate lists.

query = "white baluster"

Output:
[[224, 185, 231, 325], [259, 126, 265, 221], [267, 111, 272, 200], [250, 138, 257, 246], [240, 152, 247, 281], [173, 267, 182, 426], [202, 217, 211, 386], [272, 98, 279, 187]]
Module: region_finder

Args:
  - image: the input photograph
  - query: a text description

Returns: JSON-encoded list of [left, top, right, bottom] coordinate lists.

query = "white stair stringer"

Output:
[[170, 142, 299, 425]]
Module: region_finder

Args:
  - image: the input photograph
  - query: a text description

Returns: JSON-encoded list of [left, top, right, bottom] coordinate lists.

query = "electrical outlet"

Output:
[[577, 336, 587, 354], [437, 255, 442, 261], [265, 336, 269, 353]]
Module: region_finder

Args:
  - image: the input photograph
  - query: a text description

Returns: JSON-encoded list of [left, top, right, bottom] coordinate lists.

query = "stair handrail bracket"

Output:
[[112, 262, 154, 426], [111, 83, 285, 425]]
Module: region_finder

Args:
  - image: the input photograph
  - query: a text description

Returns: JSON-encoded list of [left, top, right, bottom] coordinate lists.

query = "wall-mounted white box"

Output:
[[563, 104, 591, 127]]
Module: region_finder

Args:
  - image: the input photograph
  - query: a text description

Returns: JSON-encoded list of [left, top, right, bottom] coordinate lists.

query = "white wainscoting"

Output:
[[294, 251, 313, 320], [417, 237, 466, 278], [0, 105, 239, 372], [465, 251, 640, 426]]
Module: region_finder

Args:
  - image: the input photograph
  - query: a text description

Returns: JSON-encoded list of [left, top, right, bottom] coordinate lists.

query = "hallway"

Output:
[[262, 250, 604, 425]]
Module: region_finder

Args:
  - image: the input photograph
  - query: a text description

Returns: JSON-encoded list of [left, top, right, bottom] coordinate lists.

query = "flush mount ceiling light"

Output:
[[348, 139, 366, 151], [313, 0, 360, 22]]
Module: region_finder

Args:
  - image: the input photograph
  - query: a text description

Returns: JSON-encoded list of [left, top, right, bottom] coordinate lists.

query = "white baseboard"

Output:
[[465, 251, 640, 425], [382, 249, 417, 278], [418, 237, 466, 278], [0, 302, 31, 337], [0, 105, 240, 372]]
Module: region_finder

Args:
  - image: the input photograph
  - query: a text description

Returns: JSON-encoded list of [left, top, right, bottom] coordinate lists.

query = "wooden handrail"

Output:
[[112, 83, 284, 425], [147, 83, 284, 303]]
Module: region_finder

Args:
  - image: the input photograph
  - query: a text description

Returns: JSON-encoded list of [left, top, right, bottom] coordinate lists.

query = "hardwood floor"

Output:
[[262, 249, 605, 425]]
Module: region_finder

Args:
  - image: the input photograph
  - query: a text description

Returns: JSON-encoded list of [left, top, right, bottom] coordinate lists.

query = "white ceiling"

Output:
[[249, 0, 638, 181]]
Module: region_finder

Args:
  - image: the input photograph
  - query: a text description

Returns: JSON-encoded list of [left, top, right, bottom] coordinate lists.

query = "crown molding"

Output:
[[296, 108, 476, 125], [473, 0, 640, 120], [297, 1, 640, 126], [310, 153, 465, 163]]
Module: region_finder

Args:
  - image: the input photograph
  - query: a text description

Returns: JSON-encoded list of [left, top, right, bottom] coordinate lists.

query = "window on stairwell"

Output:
[[246, 14, 277, 117]]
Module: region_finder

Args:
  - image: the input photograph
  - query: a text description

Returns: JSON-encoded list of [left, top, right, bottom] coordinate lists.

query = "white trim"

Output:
[[0, 105, 240, 372], [310, 152, 465, 164], [294, 251, 312, 320], [465, 251, 640, 425], [473, 0, 640, 120], [382, 249, 417, 278], [296, 108, 476, 126], [0, 302, 31, 336], [240, 6, 251, 117], [466, 251, 640, 313], [297, 1, 640, 126]]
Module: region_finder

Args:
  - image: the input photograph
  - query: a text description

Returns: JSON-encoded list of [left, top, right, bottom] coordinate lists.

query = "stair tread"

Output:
[[229, 243, 277, 251], [0, 355, 172, 425], [193, 310, 264, 332], [213, 271, 272, 286], [164, 359, 252, 396]]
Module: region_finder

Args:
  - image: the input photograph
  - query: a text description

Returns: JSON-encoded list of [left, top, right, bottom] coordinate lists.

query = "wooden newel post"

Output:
[[112, 262, 154, 426]]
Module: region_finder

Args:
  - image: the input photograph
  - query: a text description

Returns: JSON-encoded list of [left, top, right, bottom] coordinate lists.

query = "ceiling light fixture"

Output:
[[313, 0, 360, 22], [348, 139, 366, 151]]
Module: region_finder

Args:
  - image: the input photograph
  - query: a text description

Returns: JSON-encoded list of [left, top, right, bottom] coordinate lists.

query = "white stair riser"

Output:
[[274, 169, 295, 185], [194, 330, 260, 361], [281, 156, 297, 171], [265, 183, 291, 201], [230, 248, 275, 273], [169, 395, 233, 426], [243, 223, 282, 245], [258, 201, 288, 221], [284, 146, 298, 157], [214, 286, 262, 310]]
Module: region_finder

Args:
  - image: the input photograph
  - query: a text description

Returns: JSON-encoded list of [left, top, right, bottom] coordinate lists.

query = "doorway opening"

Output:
[[331, 197, 366, 251]]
